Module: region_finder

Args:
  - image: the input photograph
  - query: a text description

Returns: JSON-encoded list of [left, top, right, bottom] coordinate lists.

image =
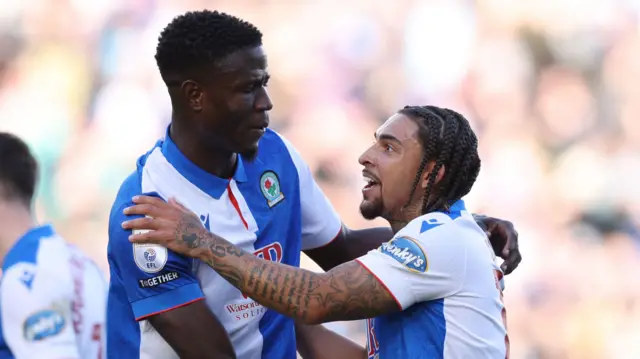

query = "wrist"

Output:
[[190, 229, 213, 260]]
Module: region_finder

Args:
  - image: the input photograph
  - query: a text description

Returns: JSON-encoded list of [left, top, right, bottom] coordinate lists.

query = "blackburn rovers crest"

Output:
[[260, 171, 285, 208]]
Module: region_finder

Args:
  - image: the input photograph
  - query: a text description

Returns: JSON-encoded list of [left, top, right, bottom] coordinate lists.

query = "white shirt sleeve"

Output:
[[1, 263, 80, 359], [278, 135, 342, 250], [355, 221, 467, 310]]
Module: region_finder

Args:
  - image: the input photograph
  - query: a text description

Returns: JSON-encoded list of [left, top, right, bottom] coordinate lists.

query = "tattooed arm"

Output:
[[122, 196, 401, 325], [186, 230, 398, 325]]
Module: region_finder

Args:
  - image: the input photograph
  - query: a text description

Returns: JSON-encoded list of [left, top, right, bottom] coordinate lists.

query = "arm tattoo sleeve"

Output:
[[190, 228, 400, 324]]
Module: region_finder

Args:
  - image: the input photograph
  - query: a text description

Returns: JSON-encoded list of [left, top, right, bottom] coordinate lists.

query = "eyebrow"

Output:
[[374, 132, 402, 144]]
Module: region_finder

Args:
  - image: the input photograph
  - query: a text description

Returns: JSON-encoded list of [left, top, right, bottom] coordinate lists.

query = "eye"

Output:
[[384, 144, 394, 152], [242, 79, 269, 93]]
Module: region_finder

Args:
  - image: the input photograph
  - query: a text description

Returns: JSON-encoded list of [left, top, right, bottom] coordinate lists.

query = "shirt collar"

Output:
[[160, 126, 247, 199]]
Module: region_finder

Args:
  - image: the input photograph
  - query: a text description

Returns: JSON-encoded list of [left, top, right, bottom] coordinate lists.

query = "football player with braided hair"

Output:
[[124, 105, 510, 358]]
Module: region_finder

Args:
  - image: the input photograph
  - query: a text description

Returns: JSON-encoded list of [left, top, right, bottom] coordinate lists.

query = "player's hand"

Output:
[[121, 195, 206, 258], [474, 215, 522, 275]]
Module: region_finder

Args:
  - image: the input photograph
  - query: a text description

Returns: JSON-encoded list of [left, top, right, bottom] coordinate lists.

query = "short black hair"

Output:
[[400, 105, 481, 214], [0, 132, 38, 205], [155, 10, 263, 83]]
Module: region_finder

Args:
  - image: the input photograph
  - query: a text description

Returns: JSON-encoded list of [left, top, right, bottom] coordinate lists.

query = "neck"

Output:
[[387, 202, 423, 234], [170, 121, 237, 179], [0, 200, 35, 260]]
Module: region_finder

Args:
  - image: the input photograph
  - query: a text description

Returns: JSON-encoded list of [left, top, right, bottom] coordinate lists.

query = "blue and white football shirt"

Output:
[[106, 128, 342, 359], [356, 200, 509, 359], [0, 225, 107, 359]]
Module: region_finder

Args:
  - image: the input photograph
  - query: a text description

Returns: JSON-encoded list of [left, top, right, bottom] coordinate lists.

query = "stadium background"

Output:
[[1, 0, 640, 357]]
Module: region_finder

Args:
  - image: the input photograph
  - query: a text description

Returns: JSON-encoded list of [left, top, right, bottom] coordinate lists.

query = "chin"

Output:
[[239, 142, 260, 162], [240, 148, 258, 162], [359, 200, 383, 220]]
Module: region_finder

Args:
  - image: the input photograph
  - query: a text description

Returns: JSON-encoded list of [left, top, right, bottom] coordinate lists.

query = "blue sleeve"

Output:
[[107, 193, 204, 321]]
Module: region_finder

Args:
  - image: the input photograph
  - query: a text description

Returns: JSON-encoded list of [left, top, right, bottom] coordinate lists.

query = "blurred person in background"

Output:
[[0, 132, 106, 359], [107, 10, 521, 359], [125, 105, 509, 359]]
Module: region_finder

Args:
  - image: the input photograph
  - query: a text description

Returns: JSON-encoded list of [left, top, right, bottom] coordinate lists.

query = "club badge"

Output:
[[260, 171, 285, 208]]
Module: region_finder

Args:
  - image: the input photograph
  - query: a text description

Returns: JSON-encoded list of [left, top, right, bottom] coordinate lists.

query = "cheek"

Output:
[[380, 171, 413, 204], [230, 93, 256, 111]]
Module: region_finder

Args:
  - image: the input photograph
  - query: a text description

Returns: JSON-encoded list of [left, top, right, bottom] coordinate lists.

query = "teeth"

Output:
[[362, 173, 379, 186]]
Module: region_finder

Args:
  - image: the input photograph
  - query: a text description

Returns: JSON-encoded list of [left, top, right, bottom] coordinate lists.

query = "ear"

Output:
[[421, 161, 446, 189], [180, 80, 204, 112]]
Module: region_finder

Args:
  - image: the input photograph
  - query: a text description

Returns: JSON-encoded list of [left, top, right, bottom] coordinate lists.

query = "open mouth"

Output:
[[362, 171, 380, 191]]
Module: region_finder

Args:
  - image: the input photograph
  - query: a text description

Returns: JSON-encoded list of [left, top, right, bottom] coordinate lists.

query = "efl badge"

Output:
[[260, 171, 285, 208], [133, 243, 168, 274]]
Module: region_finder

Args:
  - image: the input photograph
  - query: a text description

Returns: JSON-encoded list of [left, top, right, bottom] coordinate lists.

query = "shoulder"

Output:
[[109, 145, 167, 227], [257, 129, 307, 170], [379, 211, 477, 273], [110, 144, 160, 217], [2, 226, 66, 273], [2, 237, 73, 299], [400, 211, 462, 240], [401, 204, 482, 241], [3, 235, 42, 273], [108, 152, 166, 252], [255, 129, 288, 156]]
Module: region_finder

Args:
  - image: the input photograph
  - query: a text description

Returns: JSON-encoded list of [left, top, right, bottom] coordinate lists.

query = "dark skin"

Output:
[[147, 302, 236, 359], [295, 322, 366, 359], [121, 115, 521, 327], [139, 46, 272, 359]]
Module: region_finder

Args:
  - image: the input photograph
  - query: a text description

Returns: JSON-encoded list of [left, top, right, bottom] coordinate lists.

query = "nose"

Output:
[[358, 145, 375, 167], [255, 87, 273, 112]]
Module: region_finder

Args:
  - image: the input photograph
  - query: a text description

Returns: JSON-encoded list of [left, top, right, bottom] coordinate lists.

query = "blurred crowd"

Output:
[[1, 0, 640, 357]]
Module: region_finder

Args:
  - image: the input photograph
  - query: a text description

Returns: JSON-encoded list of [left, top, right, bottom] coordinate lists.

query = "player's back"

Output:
[[0, 224, 107, 359], [359, 200, 508, 359]]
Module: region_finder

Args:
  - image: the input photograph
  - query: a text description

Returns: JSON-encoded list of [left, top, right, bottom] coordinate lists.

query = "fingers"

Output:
[[123, 204, 162, 218], [122, 217, 162, 231], [501, 251, 522, 275], [501, 226, 518, 258], [132, 195, 168, 207], [128, 228, 172, 244]]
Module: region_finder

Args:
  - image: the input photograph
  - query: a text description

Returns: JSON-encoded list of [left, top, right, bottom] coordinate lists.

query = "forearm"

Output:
[[148, 302, 237, 359], [295, 323, 366, 359], [192, 231, 397, 325], [192, 231, 330, 324]]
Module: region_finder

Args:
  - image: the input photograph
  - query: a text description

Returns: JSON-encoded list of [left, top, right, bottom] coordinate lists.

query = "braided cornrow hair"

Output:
[[399, 105, 481, 214]]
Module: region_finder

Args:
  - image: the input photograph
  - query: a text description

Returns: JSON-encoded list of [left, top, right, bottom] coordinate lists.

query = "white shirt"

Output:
[[356, 200, 509, 359], [0, 224, 107, 359]]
